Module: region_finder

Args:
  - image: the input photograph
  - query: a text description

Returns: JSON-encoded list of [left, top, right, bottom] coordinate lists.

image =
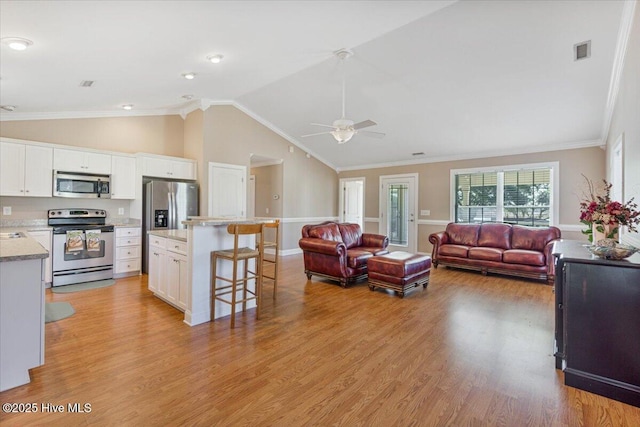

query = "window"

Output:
[[452, 162, 558, 227]]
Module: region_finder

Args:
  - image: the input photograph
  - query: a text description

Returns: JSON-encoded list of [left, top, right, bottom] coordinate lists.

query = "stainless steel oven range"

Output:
[[48, 209, 114, 287]]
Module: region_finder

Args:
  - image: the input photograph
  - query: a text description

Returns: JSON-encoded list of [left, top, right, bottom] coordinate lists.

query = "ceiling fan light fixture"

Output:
[[331, 128, 355, 144]]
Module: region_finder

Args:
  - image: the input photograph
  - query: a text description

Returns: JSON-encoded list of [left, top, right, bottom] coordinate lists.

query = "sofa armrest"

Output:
[[544, 239, 560, 279], [428, 232, 449, 266], [362, 233, 389, 249], [299, 238, 347, 257]]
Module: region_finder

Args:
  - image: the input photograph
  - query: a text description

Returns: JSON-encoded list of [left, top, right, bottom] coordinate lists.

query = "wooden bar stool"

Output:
[[262, 219, 280, 299], [210, 223, 264, 328]]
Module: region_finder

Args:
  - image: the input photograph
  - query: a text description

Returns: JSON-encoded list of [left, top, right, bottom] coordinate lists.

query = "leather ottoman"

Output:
[[367, 252, 431, 298]]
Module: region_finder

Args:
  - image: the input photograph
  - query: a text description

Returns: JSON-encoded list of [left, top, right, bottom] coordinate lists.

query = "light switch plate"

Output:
[[3, 206, 12, 215], [118, 208, 124, 215]]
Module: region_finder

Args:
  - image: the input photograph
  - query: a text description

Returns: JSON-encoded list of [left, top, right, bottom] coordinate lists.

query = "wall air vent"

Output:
[[80, 80, 95, 87], [412, 152, 425, 156], [574, 40, 591, 61], [0, 105, 16, 112]]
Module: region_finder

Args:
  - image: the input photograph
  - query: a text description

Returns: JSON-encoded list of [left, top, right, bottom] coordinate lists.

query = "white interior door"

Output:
[[380, 174, 418, 253], [208, 162, 246, 217], [248, 175, 256, 218], [340, 178, 364, 228]]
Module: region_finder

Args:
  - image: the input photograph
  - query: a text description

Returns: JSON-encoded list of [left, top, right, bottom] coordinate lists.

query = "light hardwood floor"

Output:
[[1, 255, 639, 426]]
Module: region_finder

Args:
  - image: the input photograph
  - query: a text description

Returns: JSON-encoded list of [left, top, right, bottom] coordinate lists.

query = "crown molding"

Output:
[[600, 0, 636, 143], [0, 108, 185, 122], [229, 101, 338, 172], [336, 138, 604, 172]]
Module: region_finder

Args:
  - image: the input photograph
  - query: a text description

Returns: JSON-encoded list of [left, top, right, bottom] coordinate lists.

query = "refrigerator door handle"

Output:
[[167, 192, 174, 229], [172, 190, 178, 229]]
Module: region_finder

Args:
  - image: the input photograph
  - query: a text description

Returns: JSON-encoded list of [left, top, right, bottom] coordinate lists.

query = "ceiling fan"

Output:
[[302, 49, 385, 144]]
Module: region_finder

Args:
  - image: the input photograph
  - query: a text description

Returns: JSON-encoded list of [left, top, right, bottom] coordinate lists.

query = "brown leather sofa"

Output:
[[299, 221, 389, 287], [428, 222, 561, 283]]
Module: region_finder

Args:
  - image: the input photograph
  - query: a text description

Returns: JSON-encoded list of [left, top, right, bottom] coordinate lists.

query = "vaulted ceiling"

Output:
[[0, 1, 630, 170]]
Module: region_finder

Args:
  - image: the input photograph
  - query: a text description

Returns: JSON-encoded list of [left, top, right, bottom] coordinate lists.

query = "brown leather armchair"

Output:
[[299, 221, 389, 287]]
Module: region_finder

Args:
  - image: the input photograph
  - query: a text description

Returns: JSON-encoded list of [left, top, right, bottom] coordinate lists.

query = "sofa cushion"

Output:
[[478, 223, 512, 250], [503, 249, 545, 266], [359, 246, 389, 256], [511, 225, 558, 252], [346, 249, 373, 268], [445, 223, 480, 246], [440, 244, 471, 258], [338, 223, 363, 249], [469, 247, 504, 262], [308, 223, 343, 242]]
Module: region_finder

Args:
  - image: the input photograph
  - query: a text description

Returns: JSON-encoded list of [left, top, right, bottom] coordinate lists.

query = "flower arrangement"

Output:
[[579, 176, 640, 243]]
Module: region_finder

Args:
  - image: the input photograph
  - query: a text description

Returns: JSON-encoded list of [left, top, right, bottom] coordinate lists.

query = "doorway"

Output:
[[339, 177, 364, 229], [380, 174, 418, 253]]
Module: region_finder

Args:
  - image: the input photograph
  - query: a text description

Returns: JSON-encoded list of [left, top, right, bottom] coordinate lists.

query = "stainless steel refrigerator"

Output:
[[142, 180, 198, 273]]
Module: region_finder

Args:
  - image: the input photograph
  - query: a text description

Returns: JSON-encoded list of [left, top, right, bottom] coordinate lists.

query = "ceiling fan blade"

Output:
[[310, 122, 336, 129], [353, 119, 377, 130], [358, 130, 385, 138], [301, 131, 333, 138]]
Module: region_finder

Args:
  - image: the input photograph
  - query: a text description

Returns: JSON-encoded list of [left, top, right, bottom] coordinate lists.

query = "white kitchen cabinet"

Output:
[[148, 235, 166, 295], [166, 240, 188, 310], [110, 155, 136, 199], [140, 155, 197, 180], [53, 148, 111, 175], [114, 227, 141, 277], [147, 235, 188, 311], [0, 142, 53, 197], [27, 230, 52, 284]]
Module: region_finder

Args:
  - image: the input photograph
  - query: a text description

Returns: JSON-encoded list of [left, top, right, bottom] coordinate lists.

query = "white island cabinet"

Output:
[[0, 234, 48, 392], [147, 231, 188, 311], [182, 217, 275, 326]]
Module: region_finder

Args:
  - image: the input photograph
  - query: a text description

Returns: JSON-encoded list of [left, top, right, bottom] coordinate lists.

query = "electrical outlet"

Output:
[[420, 210, 430, 216], [265, 208, 270, 214], [118, 208, 124, 215], [2, 206, 11, 215]]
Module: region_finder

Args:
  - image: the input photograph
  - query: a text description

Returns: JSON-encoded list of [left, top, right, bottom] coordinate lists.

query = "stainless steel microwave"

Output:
[[53, 171, 111, 198]]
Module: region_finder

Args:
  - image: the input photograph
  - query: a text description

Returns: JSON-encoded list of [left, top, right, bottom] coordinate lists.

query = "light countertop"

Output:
[[182, 217, 277, 227], [0, 232, 49, 262], [148, 229, 188, 242]]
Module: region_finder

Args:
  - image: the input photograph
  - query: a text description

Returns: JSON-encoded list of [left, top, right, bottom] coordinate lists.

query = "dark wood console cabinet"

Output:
[[552, 240, 640, 408]]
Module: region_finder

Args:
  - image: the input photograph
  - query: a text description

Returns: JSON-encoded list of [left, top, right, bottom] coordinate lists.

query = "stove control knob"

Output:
[[50, 211, 55, 216], [57, 211, 62, 215]]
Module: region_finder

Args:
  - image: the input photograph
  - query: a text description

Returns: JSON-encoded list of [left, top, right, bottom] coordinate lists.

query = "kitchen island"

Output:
[[181, 217, 276, 326], [0, 232, 48, 392]]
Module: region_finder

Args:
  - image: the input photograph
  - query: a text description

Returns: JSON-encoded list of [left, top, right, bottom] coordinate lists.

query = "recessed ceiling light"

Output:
[[182, 72, 196, 80], [182, 94, 194, 100], [0, 105, 17, 112], [1, 37, 33, 51], [206, 54, 224, 64], [122, 104, 133, 110]]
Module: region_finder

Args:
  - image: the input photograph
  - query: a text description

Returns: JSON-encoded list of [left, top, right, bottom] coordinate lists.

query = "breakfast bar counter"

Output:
[[182, 217, 276, 326]]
